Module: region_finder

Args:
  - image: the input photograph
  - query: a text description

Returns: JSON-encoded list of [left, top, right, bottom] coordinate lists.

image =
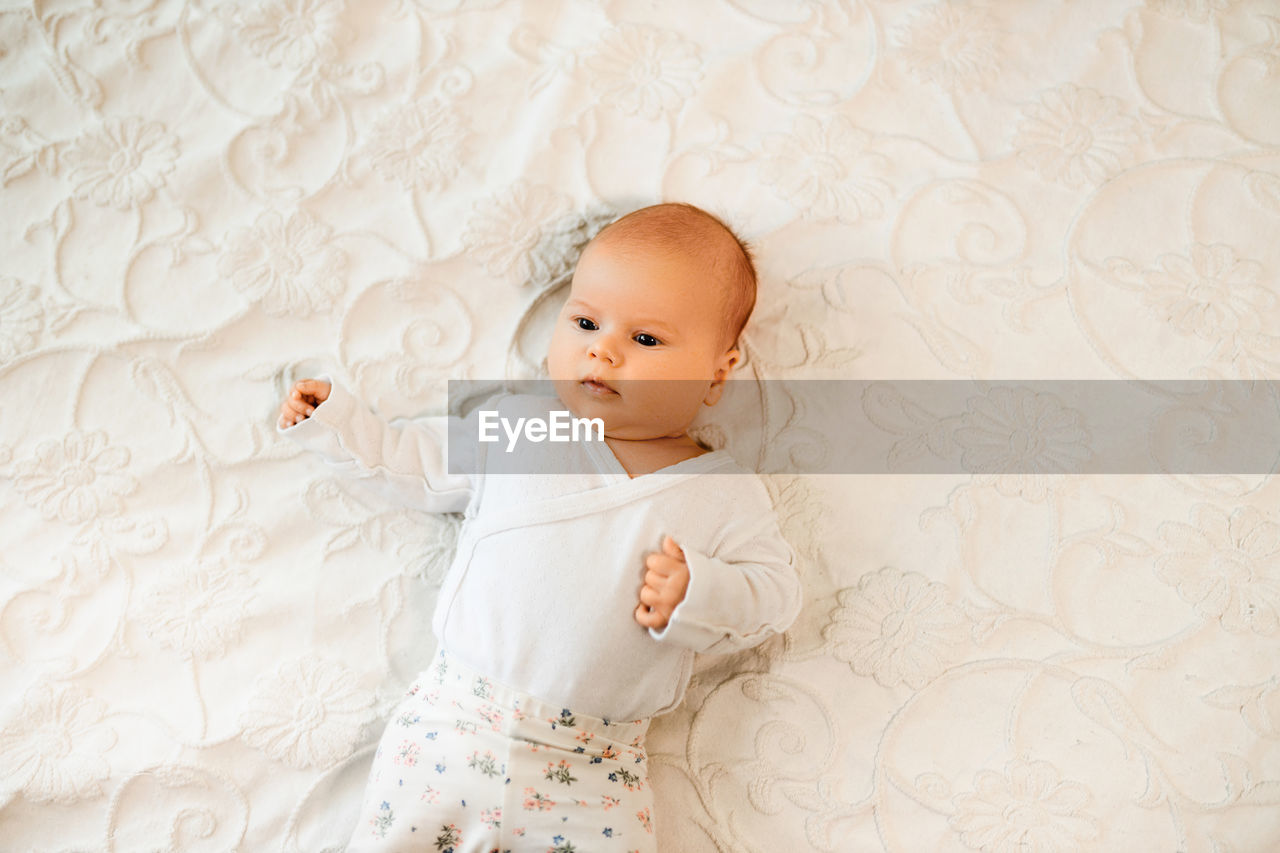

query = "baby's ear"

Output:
[[716, 346, 741, 379], [703, 382, 728, 407]]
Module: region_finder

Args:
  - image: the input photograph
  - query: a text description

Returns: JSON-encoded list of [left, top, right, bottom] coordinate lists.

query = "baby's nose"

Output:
[[588, 338, 618, 363]]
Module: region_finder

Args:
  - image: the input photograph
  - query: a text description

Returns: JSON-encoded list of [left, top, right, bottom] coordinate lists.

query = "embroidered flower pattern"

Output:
[[0, 277, 45, 360], [13, 429, 137, 525], [891, 1, 1002, 92], [1205, 675, 1280, 740], [368, 97, 469, 191], [954, 387, 1092, 501], [235, 0, 346, 70], [759, 114, 892, 222], [1247, 678, 1280, 738], [239, 657, 374, 769], [1013, 84, 1142, 188], [586, 25, 703, 119], [824, 566, 969, 689], [217, 209, 348, 317], [62, 116, 179, 210], [1155, 504, 1280, 635], [0, 683, 116, 804], [1139, 243, 1274, 345], [136, 556, 257, 659], [461, 180, 572, 282], [951, 759, 1099, 851]]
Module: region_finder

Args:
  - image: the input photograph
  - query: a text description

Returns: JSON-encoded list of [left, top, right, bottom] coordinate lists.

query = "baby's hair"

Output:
[[590, 202, 757, 353]]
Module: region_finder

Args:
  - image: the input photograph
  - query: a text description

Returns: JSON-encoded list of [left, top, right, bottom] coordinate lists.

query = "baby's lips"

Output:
[[581, 376, 619, 396]]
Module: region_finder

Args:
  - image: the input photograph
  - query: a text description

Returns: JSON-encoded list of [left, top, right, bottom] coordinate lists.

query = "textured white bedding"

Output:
[[3, 0, 1280, 850]]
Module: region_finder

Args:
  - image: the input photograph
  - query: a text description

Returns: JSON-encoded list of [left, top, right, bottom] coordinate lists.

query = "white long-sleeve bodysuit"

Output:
[[280, 377, 802, 723]]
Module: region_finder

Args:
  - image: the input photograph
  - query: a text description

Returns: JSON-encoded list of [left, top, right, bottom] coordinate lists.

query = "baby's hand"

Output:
[[278, 378, 331, 429], [635, 534, 690, 631]]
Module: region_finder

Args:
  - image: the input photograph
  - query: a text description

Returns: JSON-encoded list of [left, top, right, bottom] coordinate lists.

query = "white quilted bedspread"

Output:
[[3, 0, 1280, 850]]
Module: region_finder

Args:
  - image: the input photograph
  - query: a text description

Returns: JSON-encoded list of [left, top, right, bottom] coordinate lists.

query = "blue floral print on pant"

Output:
[[345, 649, 656, 853]]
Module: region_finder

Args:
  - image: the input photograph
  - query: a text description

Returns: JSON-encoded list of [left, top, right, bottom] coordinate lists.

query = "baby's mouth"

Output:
[[581, 377, 618, 397]]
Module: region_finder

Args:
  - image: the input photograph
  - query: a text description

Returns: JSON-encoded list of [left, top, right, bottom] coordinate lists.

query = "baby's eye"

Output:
[[634, 333, 660, 347], [575, 318, 598, 331]]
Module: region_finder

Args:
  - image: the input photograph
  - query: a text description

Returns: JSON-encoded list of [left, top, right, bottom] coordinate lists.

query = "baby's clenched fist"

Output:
[[278, 378, 331, 429], [635, 534, 690, 631]]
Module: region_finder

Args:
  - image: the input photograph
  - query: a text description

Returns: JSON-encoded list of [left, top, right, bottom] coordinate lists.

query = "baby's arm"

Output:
[[645, 483, 802, 655], [276, 375, 479, 514]]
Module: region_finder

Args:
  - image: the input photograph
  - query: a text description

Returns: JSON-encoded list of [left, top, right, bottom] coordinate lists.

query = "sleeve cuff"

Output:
[[276, 374, 351, 437], [647, 545, 732, 650]]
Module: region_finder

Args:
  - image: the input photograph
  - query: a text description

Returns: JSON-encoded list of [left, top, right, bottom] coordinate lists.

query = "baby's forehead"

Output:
[[580, 237, 729, 300], [587, 225, 736, 281]]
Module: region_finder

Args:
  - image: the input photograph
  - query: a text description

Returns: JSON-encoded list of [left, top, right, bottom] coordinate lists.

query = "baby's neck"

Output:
[[603, 432, 708, 478]]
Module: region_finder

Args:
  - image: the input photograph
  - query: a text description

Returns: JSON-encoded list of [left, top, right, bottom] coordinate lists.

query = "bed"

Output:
[[3, 0, 1279, 850]]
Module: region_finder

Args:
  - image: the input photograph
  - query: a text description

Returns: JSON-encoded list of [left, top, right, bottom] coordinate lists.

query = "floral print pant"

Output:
[[345, 649, 655, 853]]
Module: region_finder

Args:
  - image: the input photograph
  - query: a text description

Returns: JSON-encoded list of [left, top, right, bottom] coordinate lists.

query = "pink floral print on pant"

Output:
[[345, 649, 655, 853]]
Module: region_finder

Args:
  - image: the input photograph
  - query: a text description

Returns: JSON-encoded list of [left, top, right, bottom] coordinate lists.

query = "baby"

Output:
[[277, 202, 801, 852]]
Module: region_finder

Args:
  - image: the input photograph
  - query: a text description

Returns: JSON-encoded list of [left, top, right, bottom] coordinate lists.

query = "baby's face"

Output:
[[547, 237, 739, 441]]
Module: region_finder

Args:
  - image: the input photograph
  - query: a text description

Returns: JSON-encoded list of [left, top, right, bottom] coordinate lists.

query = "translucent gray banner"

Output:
[[444, 379, 1280, 475]]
